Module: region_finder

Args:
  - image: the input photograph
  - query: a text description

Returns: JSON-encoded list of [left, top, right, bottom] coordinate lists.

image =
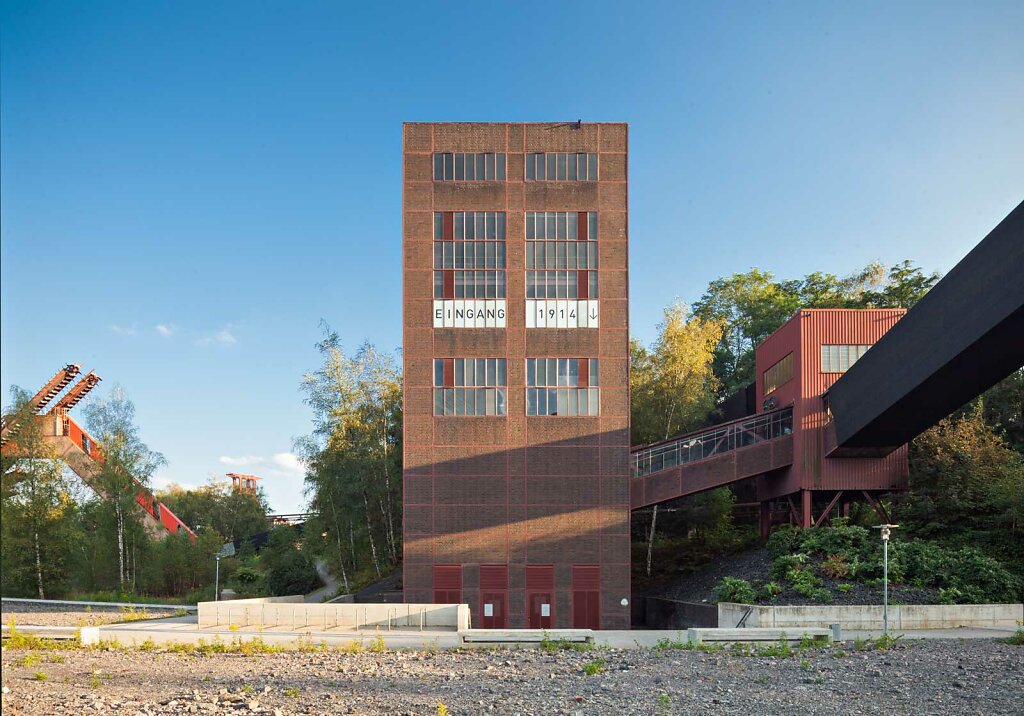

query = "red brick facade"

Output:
[[402, 123, 631, 629]]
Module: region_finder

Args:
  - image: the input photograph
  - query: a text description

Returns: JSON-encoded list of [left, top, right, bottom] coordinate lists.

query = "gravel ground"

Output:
[[1, 603, 181, 627], [2, 639, 1021, 715], [651, 549, 943, 606]]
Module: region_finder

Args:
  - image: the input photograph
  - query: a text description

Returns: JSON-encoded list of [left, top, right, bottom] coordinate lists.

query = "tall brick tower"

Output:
[[402, 122, 630, 629]]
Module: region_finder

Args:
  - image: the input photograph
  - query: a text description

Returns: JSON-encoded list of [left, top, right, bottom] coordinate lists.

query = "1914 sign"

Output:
[[433, 300, 506, 328], [526, 300, 599, 328]]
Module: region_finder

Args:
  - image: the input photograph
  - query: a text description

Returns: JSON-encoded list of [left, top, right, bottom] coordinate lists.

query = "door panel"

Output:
[[572, 591, 600, 629], [480, 592, 506, 629], [527, 592, 553, 629]]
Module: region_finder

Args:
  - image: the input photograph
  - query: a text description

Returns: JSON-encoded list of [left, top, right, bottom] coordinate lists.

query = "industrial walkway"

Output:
[[629, 406, 794, 509]]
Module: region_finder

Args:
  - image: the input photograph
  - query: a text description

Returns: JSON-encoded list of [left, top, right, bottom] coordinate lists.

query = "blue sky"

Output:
[[2, 1, 1022, 514]]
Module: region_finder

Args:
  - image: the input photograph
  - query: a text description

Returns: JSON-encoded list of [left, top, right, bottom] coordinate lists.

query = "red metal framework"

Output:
[[0, 364, 196, 542]]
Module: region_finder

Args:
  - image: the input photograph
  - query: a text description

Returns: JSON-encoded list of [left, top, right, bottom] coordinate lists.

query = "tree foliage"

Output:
[[158, 478, 270, 542], [1, 388, 79, 598], [693, 261, 939, 395], [631, 300, 722, 446], [903, 406, 1024, 563], [296, 323, 402, 594]]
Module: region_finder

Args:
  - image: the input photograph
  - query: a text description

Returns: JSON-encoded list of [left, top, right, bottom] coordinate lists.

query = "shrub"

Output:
[[786, 568, 831, 602], [820, 554, 851, 580], [758, 581, 783, 601], [714, 577, 757, 604]]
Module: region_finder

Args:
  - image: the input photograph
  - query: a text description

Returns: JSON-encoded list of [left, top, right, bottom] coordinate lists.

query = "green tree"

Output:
[[158, 478, 270, 542], [296, 324, 402, 593], [693, 261, 940, 395], [1, 388, 78, 598], [261, 525, 320, 596], [630, 301, 722, 576], [903, 405, 1024, 574], [81, 386, 166, 591]]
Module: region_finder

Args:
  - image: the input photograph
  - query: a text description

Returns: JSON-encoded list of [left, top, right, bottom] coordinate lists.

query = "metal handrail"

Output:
[[631, 406, 793, 477]]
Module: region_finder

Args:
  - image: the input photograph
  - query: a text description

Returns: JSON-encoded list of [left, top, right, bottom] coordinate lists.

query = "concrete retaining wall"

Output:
[[718, 602, 1023, 630], [197, 596, 469, 631], [643, 598, 718, 630]]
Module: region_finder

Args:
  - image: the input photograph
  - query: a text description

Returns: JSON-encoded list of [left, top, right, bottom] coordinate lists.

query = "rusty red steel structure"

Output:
[[629, 309, 910, 537], [0, 365, 195, 542]]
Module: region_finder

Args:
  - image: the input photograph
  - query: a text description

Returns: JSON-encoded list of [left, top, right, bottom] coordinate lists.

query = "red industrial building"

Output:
[[402, 122, 631, 629], [631, 309, 909, 538]]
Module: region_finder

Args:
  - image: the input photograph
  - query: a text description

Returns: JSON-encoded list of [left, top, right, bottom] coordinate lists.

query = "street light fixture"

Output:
[[873, 524, 899, 636]]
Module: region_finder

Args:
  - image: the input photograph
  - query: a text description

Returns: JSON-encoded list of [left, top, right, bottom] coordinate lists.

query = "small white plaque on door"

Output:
[[484, 603, 493, 617], [541, 603, 550, 617]]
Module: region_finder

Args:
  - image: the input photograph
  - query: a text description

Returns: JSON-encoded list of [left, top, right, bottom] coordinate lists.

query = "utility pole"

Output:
[[873, 524, 899, 636]]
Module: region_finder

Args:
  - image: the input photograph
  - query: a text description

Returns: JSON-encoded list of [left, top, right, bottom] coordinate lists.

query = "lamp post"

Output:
[[873, 524, 899, 636]]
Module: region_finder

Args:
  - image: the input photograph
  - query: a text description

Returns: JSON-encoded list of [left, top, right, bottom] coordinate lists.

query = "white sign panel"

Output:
[[484, 603, 493, 617], [526, 300, 599, 328], [433, 300, 506, 328], [540, 603, 551, 617]]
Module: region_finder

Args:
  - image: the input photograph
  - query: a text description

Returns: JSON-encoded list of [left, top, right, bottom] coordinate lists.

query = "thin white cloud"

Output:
[[197, 326, 237, 346], [218, 455, 262, 467], [217, 452, 304, 479], [155, 324, 177, 337], [109, 324, 137, 336], [272, 452, 303, 473]]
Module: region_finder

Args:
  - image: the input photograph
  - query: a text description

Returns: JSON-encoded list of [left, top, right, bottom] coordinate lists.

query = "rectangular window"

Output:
[[525, 212, 597, 241], [525, 270, 598, 300], [525, 358, 599, 416], [433, 359, 507, 416], [433, 212, 507, 299], [820, 344, 872, 373], [433, 153, 506, 181], [525, 153, 598, 181], [763, 352, 794, 395]]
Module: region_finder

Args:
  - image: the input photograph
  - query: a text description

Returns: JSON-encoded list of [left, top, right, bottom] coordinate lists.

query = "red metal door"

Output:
[[572, 591, 599, 629], [479, 565, 508, 629], [572, 565, 601, 629], [527, 592, 553, 629], [480, 592, 506, 628]]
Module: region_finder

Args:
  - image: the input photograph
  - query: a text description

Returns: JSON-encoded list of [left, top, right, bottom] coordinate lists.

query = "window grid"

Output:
[[434, 212, 507, 300], [525, 212, 598, 241], [433, 153, 507, 181], [434, 358, 507, 416], [525, 153, 598, 181], [526, 271, 599, 299], [526, 241, 598, 270], [525, 358, 599, 416], [821, 344, 872, 373]]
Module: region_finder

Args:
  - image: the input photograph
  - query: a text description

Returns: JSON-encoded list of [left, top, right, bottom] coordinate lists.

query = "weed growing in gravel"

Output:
[[32, 671, 48, 681], [337, 639, 364, 654], [583, 658, 606, 675], [437, 702, 450, 716], [116, 606, 151, 623], [656, 693, 671, 715], [241, 685, 254, 695], [832, 649, 847, 658], [539, 632, 592, 652], [89, 670, 102, 688], [284, 687, 300, 698], [800, 658, 812, 671], [369, 633, 387, 653], [17, 653, 42, 667], [296, 635, 328, 653], [755, 675, 771, 685], [174, 608, 188, 617], [138, 638, 157, 652]]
